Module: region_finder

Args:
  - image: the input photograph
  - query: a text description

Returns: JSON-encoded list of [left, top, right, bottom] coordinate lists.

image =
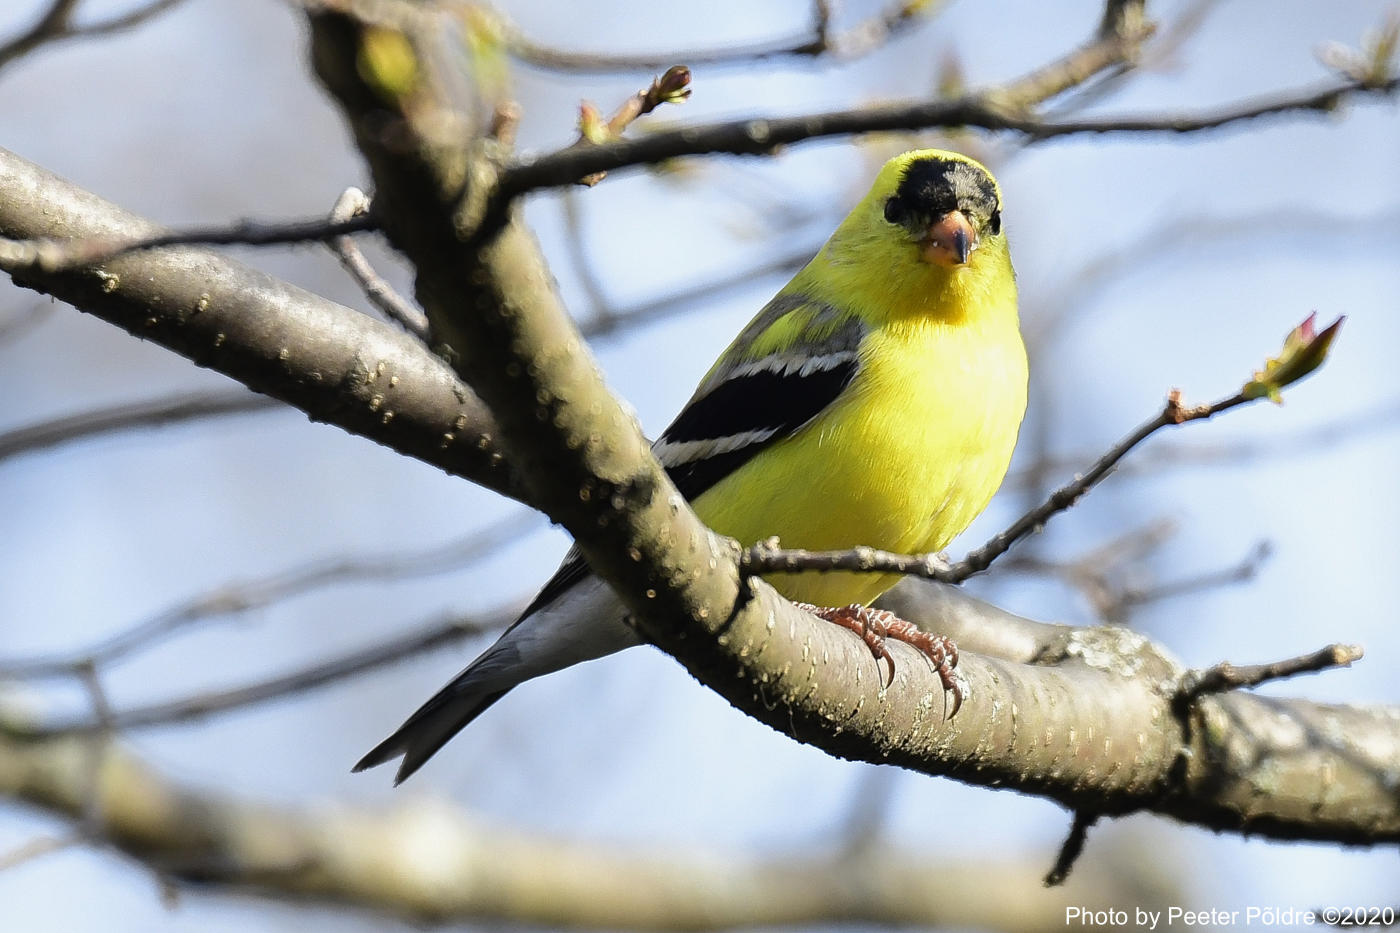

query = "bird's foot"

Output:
[[797, 603, 967, 717]]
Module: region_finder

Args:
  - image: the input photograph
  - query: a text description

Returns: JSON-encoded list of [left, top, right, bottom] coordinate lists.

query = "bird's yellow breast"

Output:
[[693, 309, 1027, 606]]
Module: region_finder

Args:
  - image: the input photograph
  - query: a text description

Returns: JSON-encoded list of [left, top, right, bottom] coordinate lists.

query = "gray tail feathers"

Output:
[[353, 679, 509, 785], [356, 573, 632, 783]]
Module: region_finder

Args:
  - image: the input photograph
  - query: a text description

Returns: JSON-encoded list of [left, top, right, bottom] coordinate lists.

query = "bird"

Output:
[[356, 148, 1028, 784]]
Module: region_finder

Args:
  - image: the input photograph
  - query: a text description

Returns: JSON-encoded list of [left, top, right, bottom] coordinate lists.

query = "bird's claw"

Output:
[[798, 603, 968, 718]]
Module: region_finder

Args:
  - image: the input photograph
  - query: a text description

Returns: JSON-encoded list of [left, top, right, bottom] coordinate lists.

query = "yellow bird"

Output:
[[358, 149, 1028, 783]]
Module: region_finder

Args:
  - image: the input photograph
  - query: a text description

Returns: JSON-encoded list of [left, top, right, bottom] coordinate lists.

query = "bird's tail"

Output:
[[355, 575, 636, 784], [353, 674, 511, 785]]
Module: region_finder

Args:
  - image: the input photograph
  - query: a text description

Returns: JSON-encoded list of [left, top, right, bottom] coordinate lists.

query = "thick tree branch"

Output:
[[0, 146, 525, 503]]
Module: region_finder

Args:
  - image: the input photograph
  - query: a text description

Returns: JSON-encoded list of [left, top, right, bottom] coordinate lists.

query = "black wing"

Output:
[[655, 353, 858, 501]]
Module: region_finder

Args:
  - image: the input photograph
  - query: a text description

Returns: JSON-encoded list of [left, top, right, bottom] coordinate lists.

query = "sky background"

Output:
[[1, 0, 1398, 930]]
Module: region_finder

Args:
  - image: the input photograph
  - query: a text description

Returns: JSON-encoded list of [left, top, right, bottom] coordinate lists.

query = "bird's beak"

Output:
[[920, 210, 979, 267]]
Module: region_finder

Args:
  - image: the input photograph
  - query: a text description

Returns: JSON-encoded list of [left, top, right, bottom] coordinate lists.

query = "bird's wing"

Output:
[[523, 296, 865, 617]]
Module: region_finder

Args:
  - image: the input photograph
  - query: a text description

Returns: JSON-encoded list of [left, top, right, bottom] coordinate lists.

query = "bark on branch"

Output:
[[0, 146, 523, 503]]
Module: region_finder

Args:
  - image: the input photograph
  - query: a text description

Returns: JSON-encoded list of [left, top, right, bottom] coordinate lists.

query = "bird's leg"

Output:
[[796, 603, 967, 717]]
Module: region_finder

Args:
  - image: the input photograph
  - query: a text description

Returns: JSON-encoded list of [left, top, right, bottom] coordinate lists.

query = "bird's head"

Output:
[[806, 149, 1012, 324], [874, 149, 1004, 270]]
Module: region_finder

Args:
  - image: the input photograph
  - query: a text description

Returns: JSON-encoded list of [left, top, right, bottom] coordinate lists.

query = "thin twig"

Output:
[[573, 65, 691, 186], [27, 608, 517, 735], [1178, 644, 1364, 703], [0, 215, 375, 273], [0, 832, 83, 872], [65, 0, 186, 38], [1046, 0, 1218, 117], [954, 390, 1251, 577], [326, 187, 428, 340], [743, 388, 1255, 585], [0, 0, 188, 73], [1119, 541, 1273, 612], [1000, 518, 1180, 622], [0, 0, 79, 71], [0, 511, 538, 679], [1044, 810, 1098, 886], [1007, 397, 1400, 490], [0, 390, 278, 465], [499, 75, 1398, 198]]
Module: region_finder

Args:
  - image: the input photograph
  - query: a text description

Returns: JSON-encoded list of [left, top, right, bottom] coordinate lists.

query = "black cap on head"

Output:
[[883, 156, 1002, 236]]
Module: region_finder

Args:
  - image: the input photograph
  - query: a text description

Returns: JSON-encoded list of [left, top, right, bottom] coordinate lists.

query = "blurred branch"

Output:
[[21, 607, 516, 734], [991, 0, 1153, 111], [1117, 541, 1273, 617], [501, 0, 944, 73], [586, 245, 814, 337], [0, 831, 81, 871], [1001, 518, 1179, 622], [0, 0, 187, 73], [0, 730, 1165, 929], [1046, 0, 1218, 117], [0, 389, 278, 465], [1013, 535, 1273, 626], [326, 187, 429, 340], [0, 214, 374, 274], [0, 511, 537, 679]]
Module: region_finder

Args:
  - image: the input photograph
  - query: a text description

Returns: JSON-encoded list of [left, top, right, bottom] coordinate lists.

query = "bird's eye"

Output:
[[988, 210, 1002, 236]]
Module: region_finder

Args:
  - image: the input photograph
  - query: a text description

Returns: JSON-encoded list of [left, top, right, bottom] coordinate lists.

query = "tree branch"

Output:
[[0, 0, 187, 72], [326, 186, 428, 339], [0, 389, 277, 465], [499, 75, 1398, 197], [499, 0, 943, 74], [0, 511, 535, 680], [16, 608, 515, 734], [302, 5, 1400, 845], [0, 728, 1164, 929], [0, 145, 526, 504]]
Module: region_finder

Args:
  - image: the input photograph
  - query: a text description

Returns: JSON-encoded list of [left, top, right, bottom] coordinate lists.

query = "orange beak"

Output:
[[920, 210, 978, 267]]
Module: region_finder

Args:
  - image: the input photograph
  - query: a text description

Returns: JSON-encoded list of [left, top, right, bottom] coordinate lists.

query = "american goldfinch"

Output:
[[358, 149, 1027, 783]]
